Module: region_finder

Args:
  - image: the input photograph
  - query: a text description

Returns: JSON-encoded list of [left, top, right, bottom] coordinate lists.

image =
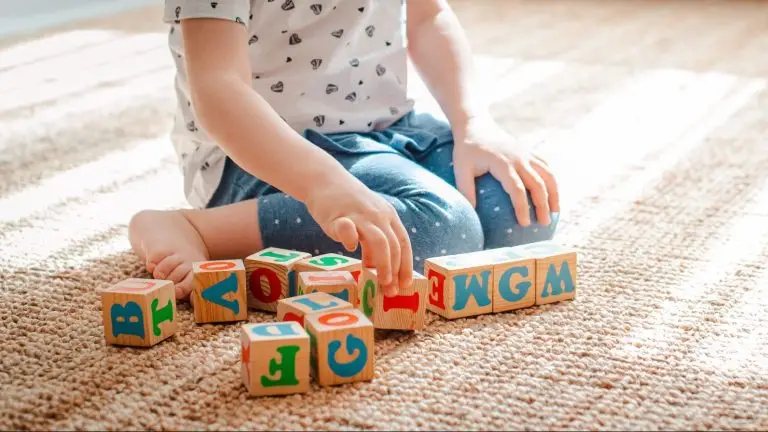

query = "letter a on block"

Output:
[[192, 260, 247, 323], [202, 272, 241, 315]]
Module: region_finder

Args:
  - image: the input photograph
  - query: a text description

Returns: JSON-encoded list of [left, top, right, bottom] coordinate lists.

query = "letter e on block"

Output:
[[304, 308, 374, 387], [99, 278, 177, 347], [192, 260, 248, 323], [241, 321, 310, 396]]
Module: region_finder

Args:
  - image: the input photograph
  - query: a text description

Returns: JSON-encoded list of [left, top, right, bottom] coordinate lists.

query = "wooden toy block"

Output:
[[486, 248, 536, 313], [423, 254, 494, 319], [277, 292, 353, 326], [304, 308, 375, 387], [191, 260, 248, 323], [294, 253, 363, 284], [241, 321, 310, 396], [359, 269, 428, 330], [514, 241, 577, 305], [245, 247, 311, 312], [99, 278, 177, 347], [297, 271, 357, 305]]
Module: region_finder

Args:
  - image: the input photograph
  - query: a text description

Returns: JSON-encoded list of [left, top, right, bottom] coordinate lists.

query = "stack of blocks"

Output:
[[425, 240, 577, 319], [99, 239, 577, 396]]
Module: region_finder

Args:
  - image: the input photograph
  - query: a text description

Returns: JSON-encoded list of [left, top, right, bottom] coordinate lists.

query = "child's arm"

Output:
[[181, 18, 411, 293], [406, 0, 559, 227]]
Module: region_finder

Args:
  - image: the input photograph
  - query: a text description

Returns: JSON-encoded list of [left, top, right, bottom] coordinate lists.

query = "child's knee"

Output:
[[473, 174, 559, 249], [405, 195, 484, 268]]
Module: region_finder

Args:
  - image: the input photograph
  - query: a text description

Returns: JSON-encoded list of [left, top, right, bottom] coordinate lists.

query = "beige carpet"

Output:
[[2, 0, 768, 430]]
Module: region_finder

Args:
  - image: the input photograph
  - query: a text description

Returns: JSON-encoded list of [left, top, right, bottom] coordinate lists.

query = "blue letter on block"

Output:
[[293, 296, 339, 311], [251, 322, 301, 337], [201, 272, 240, 315], [288, 270, 297, 297], [331, 289, 349, 302], [328, 333, 367, 378], [498, 266, 531, 302], [110, 302, 145, 339], [541, 260, 575, 298], [452, 270, 492, 311]]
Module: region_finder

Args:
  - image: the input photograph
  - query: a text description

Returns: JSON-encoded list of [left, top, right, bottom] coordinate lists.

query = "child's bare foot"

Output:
[[128, 210, 210, 300]]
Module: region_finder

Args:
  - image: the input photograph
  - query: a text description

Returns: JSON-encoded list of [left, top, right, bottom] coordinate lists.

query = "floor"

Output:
[[1, 0, 767, 430]]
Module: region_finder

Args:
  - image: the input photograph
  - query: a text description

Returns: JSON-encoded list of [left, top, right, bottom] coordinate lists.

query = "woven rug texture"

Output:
[[1, 0, 767, 430]]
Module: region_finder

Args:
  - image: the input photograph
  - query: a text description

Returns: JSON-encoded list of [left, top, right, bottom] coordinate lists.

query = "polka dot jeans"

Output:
[[206, 111, 559, 270]]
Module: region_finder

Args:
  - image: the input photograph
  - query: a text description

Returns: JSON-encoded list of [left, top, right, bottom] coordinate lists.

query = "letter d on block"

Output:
[[250, 322, 301, 337]]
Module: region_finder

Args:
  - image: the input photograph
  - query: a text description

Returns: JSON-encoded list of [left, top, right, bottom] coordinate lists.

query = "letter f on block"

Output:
[[202, 272, 241, 314], [260, 345, 301, 387]]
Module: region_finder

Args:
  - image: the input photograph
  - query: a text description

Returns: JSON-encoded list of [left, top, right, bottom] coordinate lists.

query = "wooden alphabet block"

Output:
[[191, 260, 248, 323], [514, 241, 577, 305], [297, 271, 357, 305], [487, 248, 536, 313], [277, 292, 353, 326], [304, 308, 375, 387], [359, 269, 428, 330], [99, 278, 177, 347], [241, 321, 310, 396], [424, 254, 494, 319], [245, 247, 311, 312], [294, 253, 363, 284]]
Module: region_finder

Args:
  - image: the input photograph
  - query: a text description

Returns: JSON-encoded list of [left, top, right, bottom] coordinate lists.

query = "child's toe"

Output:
[[152, 254, 183, 280]]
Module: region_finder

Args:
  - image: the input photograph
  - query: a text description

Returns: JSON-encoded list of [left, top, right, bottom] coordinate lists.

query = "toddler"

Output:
[[129, 0, 560, 300]]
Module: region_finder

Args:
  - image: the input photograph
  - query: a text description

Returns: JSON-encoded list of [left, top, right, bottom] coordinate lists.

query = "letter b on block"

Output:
[[100, 278, 178, 347], [304, 309, 375, 386]]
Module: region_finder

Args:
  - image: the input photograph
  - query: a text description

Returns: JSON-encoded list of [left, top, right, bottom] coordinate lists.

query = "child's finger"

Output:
[[391, 219, 413, 290], [381, 224, 401, 297], [332, 217, 359, 252], [518, 162, 550, 226], [454, 162, 478, 208], [493, 163, 531, 227], [532, 159, 560, 213], [358, 222, 392, 286]]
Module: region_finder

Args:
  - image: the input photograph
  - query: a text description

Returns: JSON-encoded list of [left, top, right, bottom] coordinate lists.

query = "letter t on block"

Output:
[[304, 309, 374, 387], [241, 321, 310, 396], [191, 260, 248, 323], [99, 278, 177, 347], [359, 269, 428, 330]]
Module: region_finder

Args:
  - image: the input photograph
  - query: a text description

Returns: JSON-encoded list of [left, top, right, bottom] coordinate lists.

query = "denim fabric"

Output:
[[206, 110, 559, 268]]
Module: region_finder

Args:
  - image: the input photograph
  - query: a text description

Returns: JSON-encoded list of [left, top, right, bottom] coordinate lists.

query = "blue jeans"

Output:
[[206, 111, 559, 268]]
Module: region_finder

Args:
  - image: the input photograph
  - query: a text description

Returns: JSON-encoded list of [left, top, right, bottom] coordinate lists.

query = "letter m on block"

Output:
[[541, 260, 575, 298]]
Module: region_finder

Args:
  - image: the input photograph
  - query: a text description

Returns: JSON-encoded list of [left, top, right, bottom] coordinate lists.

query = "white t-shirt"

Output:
[[162, 0, 414, 208]]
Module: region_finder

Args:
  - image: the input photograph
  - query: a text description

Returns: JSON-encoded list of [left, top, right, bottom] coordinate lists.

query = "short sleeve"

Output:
[[163, 0, 250, 26]]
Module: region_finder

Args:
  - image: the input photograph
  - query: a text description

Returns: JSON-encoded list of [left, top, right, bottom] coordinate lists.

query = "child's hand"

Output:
[[304, 178, 412, 296], [452, 115, 560, 226]]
